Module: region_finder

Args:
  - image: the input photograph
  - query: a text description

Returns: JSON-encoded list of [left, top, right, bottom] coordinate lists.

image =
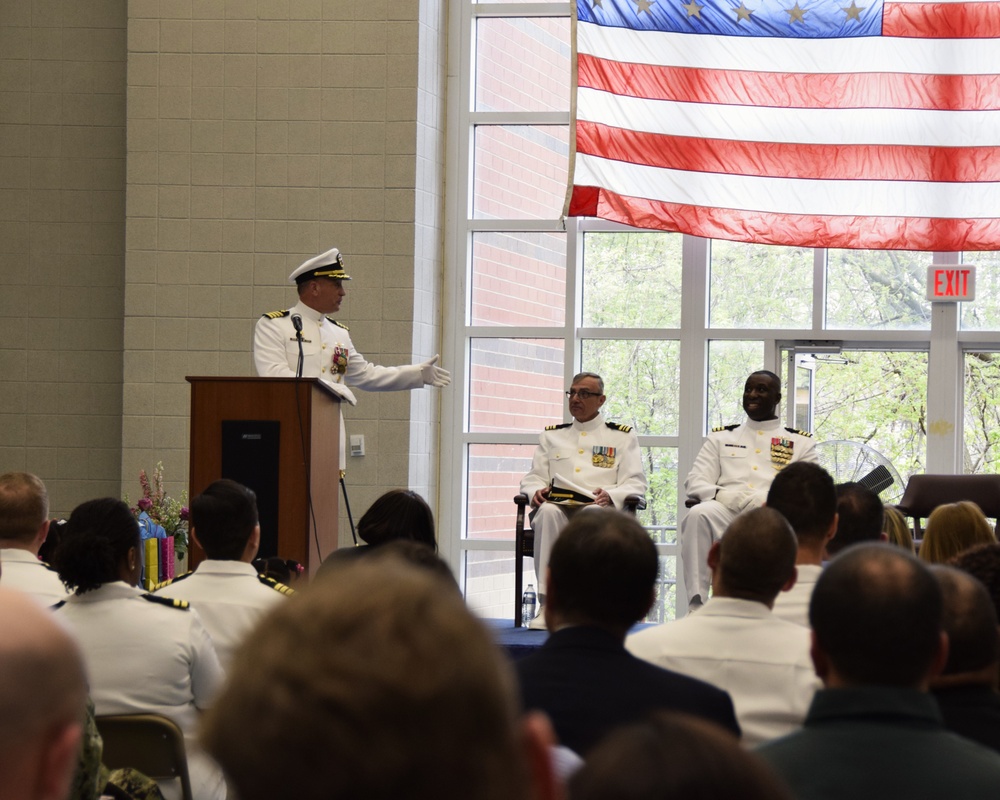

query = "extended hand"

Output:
[[420, 354, 451, 388]]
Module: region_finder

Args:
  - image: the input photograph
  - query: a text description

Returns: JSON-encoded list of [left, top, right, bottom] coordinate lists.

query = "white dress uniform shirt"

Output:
[[626, 596, 820, 747], [153, 560, 290, 670], [681, 417, 817, 603], [56, 581, 226, 800], [0, 548, 69, 605], [772, 563, 823, 628], [520, 413, 647, 594]]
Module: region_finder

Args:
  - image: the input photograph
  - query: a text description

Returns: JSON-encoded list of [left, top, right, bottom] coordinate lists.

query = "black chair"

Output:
[[513, 492, 646, 627], [896, 474, 1000, 540]]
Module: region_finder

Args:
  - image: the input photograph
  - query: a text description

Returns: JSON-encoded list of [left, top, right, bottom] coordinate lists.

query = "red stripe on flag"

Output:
[[577, 53, 1000, 112], [883, 1, 1000, 38], [570, 184, 1000, 251], [576, 120, 1000, 183]]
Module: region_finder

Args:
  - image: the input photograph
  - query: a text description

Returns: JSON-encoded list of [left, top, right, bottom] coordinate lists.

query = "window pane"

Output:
[[636, 446, 679, 543], [810, 350, 928, 490], [467, 443, 535, 541], [471, 231, 566, 327], [964, 351, 1000, 473], [469, 337, 564, 433], [826, 250, 931, 330], [582, 231, 682, 328], [475, 18, 570, 113], [473, 125, 569, 219], [647, 555, 678, 624], [961, 252, 1000, 331], [709, 241, 812, 329], [707, 340, 765, 430], [582, 339, 680, 436]]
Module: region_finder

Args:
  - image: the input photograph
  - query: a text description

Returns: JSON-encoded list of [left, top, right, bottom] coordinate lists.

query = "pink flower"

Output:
[[180, 506, 190, 521], [138, 497, 153, 511]]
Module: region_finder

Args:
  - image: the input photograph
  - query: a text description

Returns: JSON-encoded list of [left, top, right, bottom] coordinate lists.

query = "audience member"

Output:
[[680, 370, 817, 608], [757, 544, 1000, 799], [883, 504, 915, 552], [919, 500, 997, 564], [826, 481, 885, 556], [627, 507, 818, 746], [929, 565, 1000, 753], [766, 462, 838, 626], [251, 556, 305, 587], [516, 509, 740, 756], [52, 498, 224, 800], [520, 371, 647, 628], [0, 586, 88, 800], [951, 542, 1000, 618], [202, 556, 559, 800], [153, 479, 293, 669], [0, 472, 69, 605], [568, 712, 793, 800]]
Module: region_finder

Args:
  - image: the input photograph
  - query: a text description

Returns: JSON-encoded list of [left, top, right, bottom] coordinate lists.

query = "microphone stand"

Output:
[[292, 315, 304, 378]]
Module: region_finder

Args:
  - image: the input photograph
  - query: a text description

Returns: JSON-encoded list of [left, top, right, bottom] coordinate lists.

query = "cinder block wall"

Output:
[[0, 0, 127, 516]]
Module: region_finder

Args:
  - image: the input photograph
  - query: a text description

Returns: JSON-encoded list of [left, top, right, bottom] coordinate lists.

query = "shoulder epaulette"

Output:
[[545, 423, 573, 431], [712, 423, 741, 432], [786, 427, 813, 437], [51, 599, 67, 610], [606, 422, 632, 433], [258, 574, 295, 596], [41, 561, 59, 573], [141, 593, 190, 610], [326, 317, 349, 330], [262, 310, 290, 319], [152, 571, 193, 591]]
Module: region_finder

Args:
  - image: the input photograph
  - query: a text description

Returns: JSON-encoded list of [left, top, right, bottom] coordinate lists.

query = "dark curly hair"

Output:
[[54, 498, 140, 595]]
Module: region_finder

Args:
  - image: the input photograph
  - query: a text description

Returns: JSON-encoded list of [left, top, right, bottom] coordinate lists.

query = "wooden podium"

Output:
[[186, 377, 341, 574]]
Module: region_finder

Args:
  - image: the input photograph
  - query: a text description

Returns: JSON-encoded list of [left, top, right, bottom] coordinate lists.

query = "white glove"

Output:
[[419, 354, 451, 388]]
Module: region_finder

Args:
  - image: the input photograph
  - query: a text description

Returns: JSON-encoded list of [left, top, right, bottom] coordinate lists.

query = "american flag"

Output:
[[567, 0, 1000, 251]]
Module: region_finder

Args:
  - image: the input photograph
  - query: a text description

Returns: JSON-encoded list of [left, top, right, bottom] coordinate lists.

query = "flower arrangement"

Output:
[[125, 462, 190, 557]]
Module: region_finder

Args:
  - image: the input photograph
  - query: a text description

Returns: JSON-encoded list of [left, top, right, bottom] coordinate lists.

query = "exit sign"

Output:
[[927, 265, 976, 301]]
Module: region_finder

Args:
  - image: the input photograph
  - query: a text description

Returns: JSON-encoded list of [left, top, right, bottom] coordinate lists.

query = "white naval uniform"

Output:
[[153, 560, 292, 670], [55, 582, 226, 800], [0, 547, 69, 606], [680, 417, 817, 604], [253, 300, 425, 466], [520, 413, 647, 594]]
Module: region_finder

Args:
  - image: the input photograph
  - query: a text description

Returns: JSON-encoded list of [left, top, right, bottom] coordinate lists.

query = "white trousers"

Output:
[[679, 499, 737, 603], [531, 503, 601, 595]]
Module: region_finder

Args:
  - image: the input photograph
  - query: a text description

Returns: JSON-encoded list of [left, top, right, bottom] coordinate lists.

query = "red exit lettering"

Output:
[[928, 266, 975, 301]]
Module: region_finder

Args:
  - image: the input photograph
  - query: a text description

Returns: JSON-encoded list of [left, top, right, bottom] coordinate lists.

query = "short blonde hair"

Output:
[[919, 501, 997, 564], [0, 472, 48, 543], [883, 505, 915, 553]]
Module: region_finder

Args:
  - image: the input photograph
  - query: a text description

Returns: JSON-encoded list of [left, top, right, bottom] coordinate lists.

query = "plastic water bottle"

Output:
[[522, 583, 537, 623]]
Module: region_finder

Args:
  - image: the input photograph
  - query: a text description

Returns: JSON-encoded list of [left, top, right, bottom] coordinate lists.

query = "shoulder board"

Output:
[[152, 571, 193, 591], [51, 599, 67, 610], [606, 422, 632, 433], [141, 594, 190, 610], [41, 561, 59, 573], [326, 317, 349, 330], [785, 427, 813, 438], [258, 574, 295, 596], [545, 423, 573, 431], [262, 310, 290, 319], [712, 424, 741, 432]]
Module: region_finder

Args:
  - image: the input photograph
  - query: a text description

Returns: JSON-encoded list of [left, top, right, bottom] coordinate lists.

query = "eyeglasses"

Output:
[[565, 389, 600, 400]]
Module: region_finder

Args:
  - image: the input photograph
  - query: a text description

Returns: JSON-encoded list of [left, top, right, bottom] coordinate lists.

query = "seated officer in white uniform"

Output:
[[681, 370, 817, 610], [520, 372, 647, 629], [154, 479, 292, 670], [0, 471, 69, 606], [253, 246, 450, 413]]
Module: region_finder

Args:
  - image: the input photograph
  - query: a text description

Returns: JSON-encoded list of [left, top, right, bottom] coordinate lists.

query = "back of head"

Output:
[[357, 489, 436, 551], [54, 498, 139, 595], [0, 472, 48, 544], [717, 507, 797, 604], [548, 509, 658, 630], [766, 462, 836, 543], [829, 482, 884, 555], [950, 542, 1000, 621], [568, 711, 792, 800], [919, 501, 997, 564], [810, 543, 942, 687], [0, 587, 88, 793], [883, 505, 915, 553], [931, 565, 1000, 676], [190, 479, 259, 560], [202, 557, 526, 800]]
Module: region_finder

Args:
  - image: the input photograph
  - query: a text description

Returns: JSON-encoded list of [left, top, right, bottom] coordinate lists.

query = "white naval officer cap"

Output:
[[288, 247, 352, 284]]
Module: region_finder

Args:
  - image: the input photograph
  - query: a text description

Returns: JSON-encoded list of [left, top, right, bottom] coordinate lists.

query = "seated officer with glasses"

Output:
[[520, 372, 647, 629]]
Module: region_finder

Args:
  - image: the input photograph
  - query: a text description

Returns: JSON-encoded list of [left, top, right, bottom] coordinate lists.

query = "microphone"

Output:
[[292, 315, 304, 378]]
